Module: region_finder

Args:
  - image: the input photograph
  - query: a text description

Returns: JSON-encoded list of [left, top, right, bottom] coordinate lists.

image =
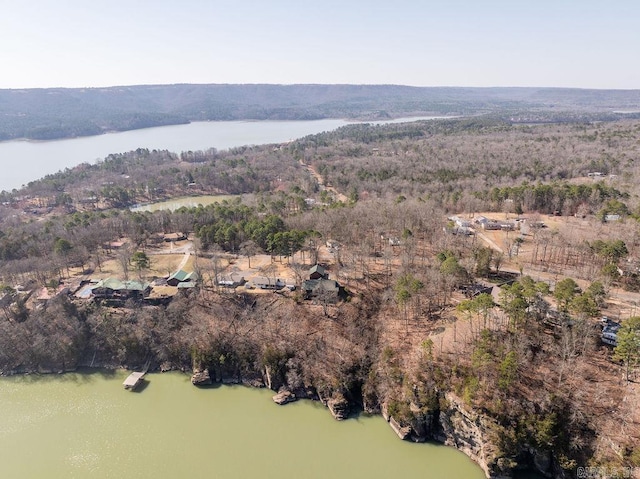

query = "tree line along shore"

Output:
[[2, 117, 640, 477]]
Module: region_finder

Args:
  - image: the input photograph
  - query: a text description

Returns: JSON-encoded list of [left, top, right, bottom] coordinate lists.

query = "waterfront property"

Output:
[[167, 270, 198, 287], [91, 278, 152, 300]]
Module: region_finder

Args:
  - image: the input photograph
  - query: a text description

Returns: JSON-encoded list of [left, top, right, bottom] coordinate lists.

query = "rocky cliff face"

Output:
[[384, 391, 560, 479], [325, 392, 351, 421], [191, 369, 212, 386], [17, 356, 561, 479], [188, 352, 559, 478], [436, 392, 511, 478]]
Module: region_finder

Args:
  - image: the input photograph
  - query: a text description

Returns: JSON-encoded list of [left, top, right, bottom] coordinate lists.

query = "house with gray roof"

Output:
[[218, 274, 246, 288], [91, 278, 151, 300], [302, 279, 341, 302], [309, 264, 328, 280]]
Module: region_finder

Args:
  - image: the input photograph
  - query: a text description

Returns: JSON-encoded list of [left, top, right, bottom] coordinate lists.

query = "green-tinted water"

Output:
[[0, 371, 485, 478], [131, 194, 240, 212]]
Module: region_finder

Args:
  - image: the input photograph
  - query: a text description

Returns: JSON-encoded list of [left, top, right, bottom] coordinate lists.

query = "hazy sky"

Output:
[[0, 0, 638, 89]]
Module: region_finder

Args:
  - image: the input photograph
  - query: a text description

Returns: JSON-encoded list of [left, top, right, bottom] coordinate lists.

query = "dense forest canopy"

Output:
[[1, 84, 640, 140]]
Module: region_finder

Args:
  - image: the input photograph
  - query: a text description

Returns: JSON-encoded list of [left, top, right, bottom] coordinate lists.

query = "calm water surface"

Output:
[[131, 194, 240, 212], [0, 371, 485, 479], [0, 119, 347, 192], [0, 117, 447, 192]]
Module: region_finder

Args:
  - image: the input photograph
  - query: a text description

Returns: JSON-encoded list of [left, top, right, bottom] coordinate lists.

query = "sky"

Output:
[[0, 0, 638, 90]]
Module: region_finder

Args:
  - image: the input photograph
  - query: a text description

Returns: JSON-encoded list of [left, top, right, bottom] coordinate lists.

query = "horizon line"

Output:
[[1, 82, 639, 92]]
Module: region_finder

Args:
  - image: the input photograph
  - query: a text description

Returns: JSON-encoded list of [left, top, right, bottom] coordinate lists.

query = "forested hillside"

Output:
[[1, 84, 640, 140]]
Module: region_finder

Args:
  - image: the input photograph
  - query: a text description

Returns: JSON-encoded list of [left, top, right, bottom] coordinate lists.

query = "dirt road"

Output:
[[299, 160, 349, 203]]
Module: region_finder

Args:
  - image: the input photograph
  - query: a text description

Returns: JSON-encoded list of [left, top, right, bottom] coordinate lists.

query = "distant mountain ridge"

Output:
[[1, 84, 639, 141]]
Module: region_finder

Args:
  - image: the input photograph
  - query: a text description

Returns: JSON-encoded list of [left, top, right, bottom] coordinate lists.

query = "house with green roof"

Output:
[[167, 270, 199, 287]]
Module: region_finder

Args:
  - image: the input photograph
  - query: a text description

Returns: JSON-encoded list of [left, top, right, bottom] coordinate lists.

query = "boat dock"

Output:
[[123, 371, 146, 390]]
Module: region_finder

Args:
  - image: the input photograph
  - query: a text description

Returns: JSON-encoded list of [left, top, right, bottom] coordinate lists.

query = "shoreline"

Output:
[[0, 114, 456, 145], [0, 364, 542, 479]]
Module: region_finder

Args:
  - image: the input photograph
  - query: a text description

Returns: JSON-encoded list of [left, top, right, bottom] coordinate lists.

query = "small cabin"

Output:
[[163, 232, 187, 242], [309, 264, 328, 280], [218, 274, 246, 288], [251, 277, 280, 289]]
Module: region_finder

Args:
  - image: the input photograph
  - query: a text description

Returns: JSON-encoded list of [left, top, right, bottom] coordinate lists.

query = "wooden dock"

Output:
[[123, 371, 146, 390]]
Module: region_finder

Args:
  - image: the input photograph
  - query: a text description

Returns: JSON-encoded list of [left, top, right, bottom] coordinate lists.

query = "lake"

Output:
[[0, 371, 486, 479], [0, 116, 448, 192]]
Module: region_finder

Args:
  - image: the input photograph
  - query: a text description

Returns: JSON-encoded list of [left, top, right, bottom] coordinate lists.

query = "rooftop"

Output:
[[92, 278, 150, 291]]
